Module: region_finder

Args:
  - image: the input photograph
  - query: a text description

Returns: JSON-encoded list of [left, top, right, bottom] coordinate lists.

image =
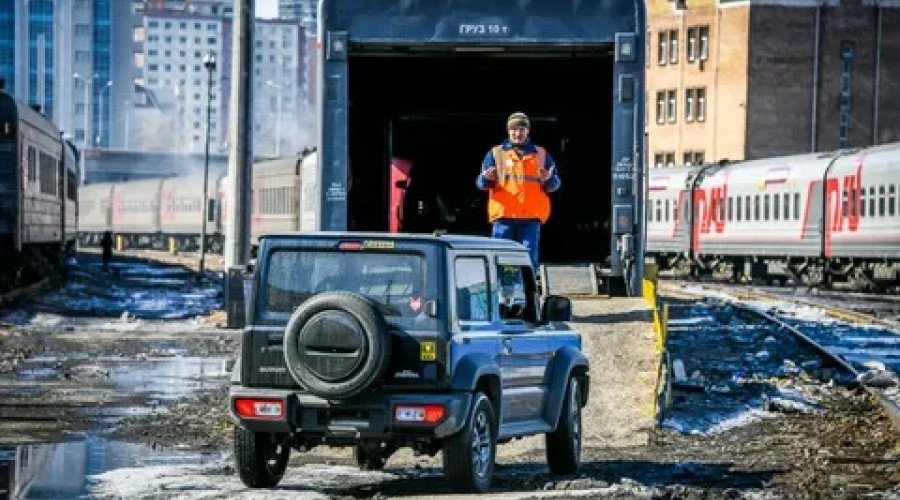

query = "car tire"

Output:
[[546, 376, 582, 475], [442, 392, 496, 493], [283, 291, 390, 399], [234, 425, 290, 488]]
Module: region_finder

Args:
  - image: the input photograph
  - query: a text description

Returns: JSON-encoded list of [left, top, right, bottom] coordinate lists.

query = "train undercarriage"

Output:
[[0, 238, 71, 294], [78, 232, 224, 255], [652, 253, 900, 293]]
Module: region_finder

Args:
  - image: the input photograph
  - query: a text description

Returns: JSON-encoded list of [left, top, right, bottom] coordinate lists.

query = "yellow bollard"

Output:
[[169, 236, 177, 255], [115, 235, 124, 251]]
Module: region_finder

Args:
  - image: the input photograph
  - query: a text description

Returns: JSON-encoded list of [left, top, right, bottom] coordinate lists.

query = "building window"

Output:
[[696, 88, 707, 122], [667, 90, 677, 123], [682, 151, 703, 166], [658, 32, 667, 65], [656, 91, 666, 124], [665, 152, 675, 167], [687, 27, 697, 62], [685, 88, 695, 122], [134, 52, 145, 68], [148, 20, 159, 28], [699, 26, 710, 61], [654, 153, 664, 168], [669, 30, 679, 64]]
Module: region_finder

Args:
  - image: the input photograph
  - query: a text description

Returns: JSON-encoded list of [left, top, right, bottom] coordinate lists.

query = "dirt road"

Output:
[[0, 251, 897, 499]]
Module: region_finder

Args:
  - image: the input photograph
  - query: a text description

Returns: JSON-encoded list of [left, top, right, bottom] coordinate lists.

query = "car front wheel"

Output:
[[442, 392, 497, 493], [234, 425, 290, 488], [546, 376, 582, 474]]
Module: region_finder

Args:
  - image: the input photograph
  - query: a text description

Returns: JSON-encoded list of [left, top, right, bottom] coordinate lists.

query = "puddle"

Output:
[[0, 435, 224, 499], [10, 356, 231, 401], [6, 255, 222, 321]]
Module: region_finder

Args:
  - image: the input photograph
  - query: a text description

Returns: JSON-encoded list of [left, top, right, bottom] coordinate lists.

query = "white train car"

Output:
[[110, 178, 164, 248], [78, 182, 115, 246], [160, 174, 226, 252], [250, 155, 304, 244], [646, 167, 693, 269], [826, 143, 900, 285], [694, 152, 834, 261]]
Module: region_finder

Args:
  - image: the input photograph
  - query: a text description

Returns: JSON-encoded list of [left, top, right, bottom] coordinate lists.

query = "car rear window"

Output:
[[264, 249, 426, 317]]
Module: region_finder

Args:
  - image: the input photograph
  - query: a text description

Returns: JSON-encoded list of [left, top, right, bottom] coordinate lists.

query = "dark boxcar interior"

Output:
[[347, 50, 614, 264]]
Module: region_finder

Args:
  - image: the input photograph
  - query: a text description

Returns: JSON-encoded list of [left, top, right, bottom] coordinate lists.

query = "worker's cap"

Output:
[[506, 112, 530, 130]]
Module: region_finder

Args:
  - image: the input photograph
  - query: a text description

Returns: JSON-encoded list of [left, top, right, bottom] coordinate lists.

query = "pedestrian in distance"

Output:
[[100, 230, 114, 272], [476, 112, 561, 269]]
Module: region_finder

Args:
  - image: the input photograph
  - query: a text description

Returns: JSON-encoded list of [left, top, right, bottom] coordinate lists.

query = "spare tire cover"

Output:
[[283, 291, 390, 399]]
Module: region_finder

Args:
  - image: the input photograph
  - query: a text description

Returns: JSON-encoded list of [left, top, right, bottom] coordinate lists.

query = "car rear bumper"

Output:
[[229, 385, 473, 440]]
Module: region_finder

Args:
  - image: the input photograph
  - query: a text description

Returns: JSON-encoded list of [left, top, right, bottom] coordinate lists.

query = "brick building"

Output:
[[646, 0, 900, 167]]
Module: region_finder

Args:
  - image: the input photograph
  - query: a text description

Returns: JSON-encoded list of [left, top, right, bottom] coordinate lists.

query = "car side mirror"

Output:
[[541, 295, 572, 323]]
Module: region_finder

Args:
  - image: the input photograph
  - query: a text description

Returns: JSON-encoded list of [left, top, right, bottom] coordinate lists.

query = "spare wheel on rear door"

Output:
[[283, 291, 391, 399]]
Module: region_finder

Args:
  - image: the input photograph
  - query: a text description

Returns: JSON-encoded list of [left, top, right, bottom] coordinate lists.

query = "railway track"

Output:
[[659, 281, 900, 432]]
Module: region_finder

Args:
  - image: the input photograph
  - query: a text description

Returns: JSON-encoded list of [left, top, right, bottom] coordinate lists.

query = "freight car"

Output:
[[0, 90, 79, 289], [646, 143, 900, 290]]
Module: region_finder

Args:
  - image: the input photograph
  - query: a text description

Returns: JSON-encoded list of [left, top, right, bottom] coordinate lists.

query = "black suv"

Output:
[[230, 232, 589, 493]]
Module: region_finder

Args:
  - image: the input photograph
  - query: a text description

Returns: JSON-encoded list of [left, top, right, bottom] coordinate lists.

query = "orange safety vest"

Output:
[[487, 145, 551, 224]]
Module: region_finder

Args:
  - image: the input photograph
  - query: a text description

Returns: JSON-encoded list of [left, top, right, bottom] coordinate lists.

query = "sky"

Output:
[[255, 0, 279, 19]]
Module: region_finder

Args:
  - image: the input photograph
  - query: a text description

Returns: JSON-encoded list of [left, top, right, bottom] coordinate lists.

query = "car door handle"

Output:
[[501, 337, 512, 354]]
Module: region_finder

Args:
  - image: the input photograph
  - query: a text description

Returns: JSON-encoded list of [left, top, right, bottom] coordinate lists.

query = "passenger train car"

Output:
[[78, 151, 312, 252], [647, 143, 900, 290], [0, 90, 79, 288]]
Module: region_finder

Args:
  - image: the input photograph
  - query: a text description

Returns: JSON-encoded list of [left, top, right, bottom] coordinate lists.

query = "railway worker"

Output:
[[476, 112, 560, 269], [100, 231, 113, 271]]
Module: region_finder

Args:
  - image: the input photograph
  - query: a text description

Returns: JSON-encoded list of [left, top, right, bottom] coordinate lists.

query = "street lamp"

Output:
[[199, 50, 216, 276], [266, 80, 282, 157], [97, 80, 112, 147]]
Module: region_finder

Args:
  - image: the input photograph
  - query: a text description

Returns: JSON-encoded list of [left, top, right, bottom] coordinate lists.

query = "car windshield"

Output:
[[264, 249, 426, 317]]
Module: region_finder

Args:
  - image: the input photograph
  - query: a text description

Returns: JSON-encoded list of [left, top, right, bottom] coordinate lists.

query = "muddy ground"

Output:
[[0, 250, 897, 499]]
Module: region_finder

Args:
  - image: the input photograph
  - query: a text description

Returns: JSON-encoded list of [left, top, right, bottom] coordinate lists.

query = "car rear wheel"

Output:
[[546, 376, 582, 474], [234, 426, 290, 488], [442, 392, 496, 493], [283, 291, 391, 399]]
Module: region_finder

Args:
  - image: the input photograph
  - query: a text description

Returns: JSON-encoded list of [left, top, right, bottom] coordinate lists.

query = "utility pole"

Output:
[[224, 0, 254, 268]]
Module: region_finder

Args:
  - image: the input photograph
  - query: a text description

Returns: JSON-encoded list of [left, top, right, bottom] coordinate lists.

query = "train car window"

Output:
[[665, 199, 670, 222], [655, 199, 661, 222], [869, 187, 876, 217], [27, 146, 36, 183], [879, 186, 886, 217], [727, 197, 733, 222], [860, 188, 867, 217], [889, 185, 896, 217], [784, 192, 791, 220], [773, 193, 780, 220], [718, 197, 725, 222], [841, 189, 848, 217], [754, 195, 760, 221], [763, 194, 770, 221], [850, 188, 858, 217], [794, 193, 800, 220], [745, 196, 751, 221], [38, 152, 57, 196], [736, 196, 742, 221]]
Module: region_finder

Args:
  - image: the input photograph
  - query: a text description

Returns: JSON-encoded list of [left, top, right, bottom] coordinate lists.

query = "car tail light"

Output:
[[394, 404, 445, 424], [234, 399, 285, 419]]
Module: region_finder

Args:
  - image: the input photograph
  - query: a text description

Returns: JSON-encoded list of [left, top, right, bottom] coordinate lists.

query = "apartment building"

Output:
[[647, 0, 900, 167]]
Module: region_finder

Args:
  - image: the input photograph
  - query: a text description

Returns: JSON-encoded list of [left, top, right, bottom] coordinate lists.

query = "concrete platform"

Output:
[[569, 296, 661, 448]]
